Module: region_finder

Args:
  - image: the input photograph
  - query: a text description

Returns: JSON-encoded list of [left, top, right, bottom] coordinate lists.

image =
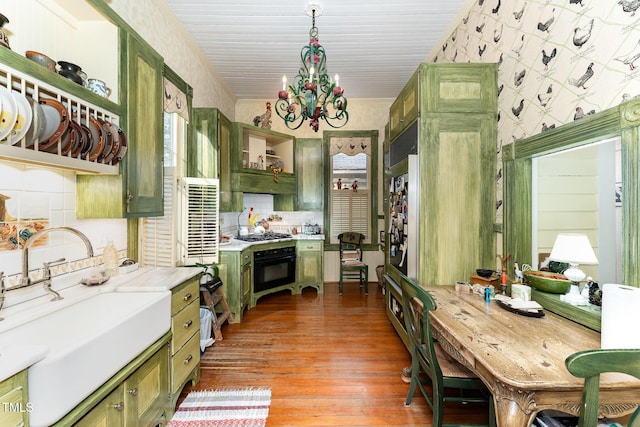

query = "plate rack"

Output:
[[0, 62, 120, 174]]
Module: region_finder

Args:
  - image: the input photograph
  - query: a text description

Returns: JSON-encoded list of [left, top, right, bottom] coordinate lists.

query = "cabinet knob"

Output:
[[184, 354, 193, 365], [183, 319, 193, 329], [183, 293, 192, 302], [128, 388, 138, 396], [113, 402, 124, 411]]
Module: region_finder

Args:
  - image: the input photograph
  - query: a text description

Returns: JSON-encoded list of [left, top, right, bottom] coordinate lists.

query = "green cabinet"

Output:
[[77, 32, 164, 218], [56, 334, 171, 426], [296, 240, 324, 293], [219, 249, 252, 323], [295, 138, 324, 210], [389, 70, 419, 141], [0, 369, 29, 427], [190, 108, 236, 212], [385, 63, 497, 311], [74, 344, 168, 427], [169, 277, 201, 411]]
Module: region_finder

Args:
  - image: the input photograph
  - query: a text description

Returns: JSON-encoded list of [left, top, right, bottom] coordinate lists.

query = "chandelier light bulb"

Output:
[[335, 74, 339, 86], [282, 75, 287, 90]]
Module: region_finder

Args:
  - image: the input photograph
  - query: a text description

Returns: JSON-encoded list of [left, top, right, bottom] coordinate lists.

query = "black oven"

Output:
[[253, 246, 296, 293]]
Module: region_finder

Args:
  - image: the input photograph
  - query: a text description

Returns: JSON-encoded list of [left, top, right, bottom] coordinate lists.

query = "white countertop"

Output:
[[0, 266, 201, 382], [219, 234, 324, 252]]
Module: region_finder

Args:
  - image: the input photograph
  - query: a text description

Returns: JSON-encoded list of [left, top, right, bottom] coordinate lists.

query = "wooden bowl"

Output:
[[25, 50, 56, 72], [523, 270, 572, 294]]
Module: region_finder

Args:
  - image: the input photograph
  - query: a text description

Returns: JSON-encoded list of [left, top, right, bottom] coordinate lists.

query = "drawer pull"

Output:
[[184, 354, 193, 365], [128, 388, 138, 396], [183, 293, 192, 302], [113, 402, 124, 411], [183, 319, 193, 329]]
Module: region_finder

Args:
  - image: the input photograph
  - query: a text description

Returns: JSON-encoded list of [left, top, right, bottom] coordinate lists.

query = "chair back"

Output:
[[400, 279, 443, 389], [565, 348, 640, 427], [338, 232, 365, 262]]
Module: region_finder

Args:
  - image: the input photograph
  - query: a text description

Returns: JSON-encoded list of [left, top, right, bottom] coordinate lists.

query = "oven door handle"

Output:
[[254, 254, 296, 265]]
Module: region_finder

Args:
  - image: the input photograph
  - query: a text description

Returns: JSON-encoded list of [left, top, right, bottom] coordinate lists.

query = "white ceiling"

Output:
[[163, 0, 469, 100]]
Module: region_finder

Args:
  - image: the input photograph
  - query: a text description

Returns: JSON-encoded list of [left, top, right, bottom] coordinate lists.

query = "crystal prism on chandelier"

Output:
[[275, 1, 348, 132]]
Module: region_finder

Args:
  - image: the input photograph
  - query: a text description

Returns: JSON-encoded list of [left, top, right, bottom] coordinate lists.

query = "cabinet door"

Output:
[[75, 385, 125, 427], [0, 370, 29, 427], [124, 345, 168, 427], [295, 138, 323, 210], [296, 241, 323, 288], [219, 251, 242, 322], [124, 33, 164, 216], [241, 250, 252, 307]]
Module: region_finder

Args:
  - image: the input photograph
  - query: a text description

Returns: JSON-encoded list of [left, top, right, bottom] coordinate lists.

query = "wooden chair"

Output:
[[401, 279, 495, 427], [338, 232, 368, 295], [565, 348, 640, 427]]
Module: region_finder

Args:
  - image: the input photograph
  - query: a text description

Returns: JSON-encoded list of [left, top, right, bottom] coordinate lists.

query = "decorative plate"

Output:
[[38, 97, 69, 151], [21, 97, 45, 148], [5, 91, 33, 144], [0, 86, 17, 141]]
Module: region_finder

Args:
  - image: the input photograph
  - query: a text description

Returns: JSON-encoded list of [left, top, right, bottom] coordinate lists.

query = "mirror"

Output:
[[503, 98, 640, 290], [533, 136, 622, 283]]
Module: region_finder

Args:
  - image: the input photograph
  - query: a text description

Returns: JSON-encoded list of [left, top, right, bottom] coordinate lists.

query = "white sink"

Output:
[[0, 291, 171, 427]]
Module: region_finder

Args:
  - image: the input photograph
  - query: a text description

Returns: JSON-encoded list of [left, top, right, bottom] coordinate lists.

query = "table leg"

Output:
[[493, 381, 537, 427]]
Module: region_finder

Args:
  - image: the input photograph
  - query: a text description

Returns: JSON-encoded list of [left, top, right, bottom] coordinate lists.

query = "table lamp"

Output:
[[549, 233, 598, 305]]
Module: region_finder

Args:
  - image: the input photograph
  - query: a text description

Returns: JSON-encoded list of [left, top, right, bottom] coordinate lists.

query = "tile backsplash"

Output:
[[0, 161, 127, 283], [220, 193, 323, 235]]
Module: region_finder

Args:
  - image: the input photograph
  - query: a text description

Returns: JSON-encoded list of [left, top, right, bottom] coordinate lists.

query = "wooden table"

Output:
[[425, 286, 640, 427]]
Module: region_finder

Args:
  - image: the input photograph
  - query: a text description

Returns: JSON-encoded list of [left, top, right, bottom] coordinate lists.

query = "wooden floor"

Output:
[[184, 282, 490, 426]]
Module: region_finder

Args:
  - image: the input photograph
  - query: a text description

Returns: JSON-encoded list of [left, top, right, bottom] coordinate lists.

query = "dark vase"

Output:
[[0, 13, 10, 50]]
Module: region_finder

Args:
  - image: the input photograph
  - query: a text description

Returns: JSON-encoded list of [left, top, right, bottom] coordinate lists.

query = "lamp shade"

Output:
[[549, 233, 598, 265]]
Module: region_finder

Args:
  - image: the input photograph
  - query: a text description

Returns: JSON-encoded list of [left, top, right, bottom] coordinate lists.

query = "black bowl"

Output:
[[58, 61, 81, 73], [59, 68, 83, 85], [476, 268, 494, 278]]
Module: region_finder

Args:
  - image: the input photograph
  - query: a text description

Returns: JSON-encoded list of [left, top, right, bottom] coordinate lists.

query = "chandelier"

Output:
[[275, 2, 348, 132]]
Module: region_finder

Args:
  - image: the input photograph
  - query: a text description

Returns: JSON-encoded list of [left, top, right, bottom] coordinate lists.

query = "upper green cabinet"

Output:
[[295, 138, 323, 210], [190, 108, 234, 211], [77, 32, 164, 218], [123, 33, 164, 216], [389, 71, 419, 141], [227, 123, 296, 196]]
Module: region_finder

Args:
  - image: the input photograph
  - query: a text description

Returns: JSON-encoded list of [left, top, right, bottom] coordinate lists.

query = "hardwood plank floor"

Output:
[[184, 282, 490, 426]]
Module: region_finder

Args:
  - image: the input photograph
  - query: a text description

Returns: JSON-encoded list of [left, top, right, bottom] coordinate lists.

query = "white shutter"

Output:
[[140, 168, 178, 267], [178, 177, 220, 266], [330, 189, 370, 242]]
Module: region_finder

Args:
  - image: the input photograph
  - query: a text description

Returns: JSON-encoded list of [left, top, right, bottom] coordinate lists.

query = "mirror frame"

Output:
[[503, 98, 640, 289]]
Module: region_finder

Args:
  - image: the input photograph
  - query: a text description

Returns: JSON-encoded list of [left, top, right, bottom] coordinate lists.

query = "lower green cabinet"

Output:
[[218, 248, 252, 323], [62, 335, 171, 427], [0, 369, 29, 427], [296, 240, 324, 293]]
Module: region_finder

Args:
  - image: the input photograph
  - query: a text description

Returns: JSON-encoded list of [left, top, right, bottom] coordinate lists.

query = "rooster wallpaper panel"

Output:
[[431, 0, 640, 222]]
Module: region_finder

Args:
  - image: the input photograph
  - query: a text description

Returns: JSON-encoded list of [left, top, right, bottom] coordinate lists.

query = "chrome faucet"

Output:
[[21, 227, 94, 300]]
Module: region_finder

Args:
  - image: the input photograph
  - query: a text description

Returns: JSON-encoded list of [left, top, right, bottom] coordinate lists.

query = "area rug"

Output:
[[167, 388, 271, 427]]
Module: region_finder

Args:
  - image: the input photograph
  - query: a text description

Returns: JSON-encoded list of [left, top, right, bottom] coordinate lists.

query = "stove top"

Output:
[[235, 232, 293, 242]]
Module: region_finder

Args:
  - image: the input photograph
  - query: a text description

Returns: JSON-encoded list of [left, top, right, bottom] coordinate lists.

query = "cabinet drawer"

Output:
[[171, 299, 200, 355], [241, 250, 252, 266], [171, 333, 200, 395], [171, 278, 199, 316], [297, 240, 323, 252]]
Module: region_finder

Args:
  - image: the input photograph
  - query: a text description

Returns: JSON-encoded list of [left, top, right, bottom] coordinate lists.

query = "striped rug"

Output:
[[167, 388, 271, 427]]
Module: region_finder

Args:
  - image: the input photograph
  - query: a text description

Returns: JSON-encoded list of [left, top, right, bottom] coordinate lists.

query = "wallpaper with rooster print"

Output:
[[430, 0, 640, 223]]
